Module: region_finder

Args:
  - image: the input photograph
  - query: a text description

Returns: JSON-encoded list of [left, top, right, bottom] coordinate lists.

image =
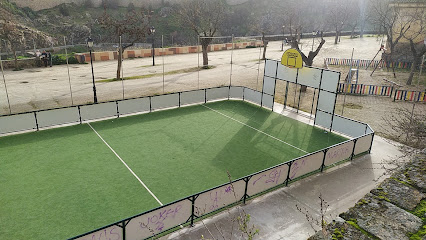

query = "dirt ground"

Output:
[[0, 35, 425, 138]]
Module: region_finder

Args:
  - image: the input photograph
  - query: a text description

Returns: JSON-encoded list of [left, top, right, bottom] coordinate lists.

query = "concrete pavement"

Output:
[[166, 136, 401, 240]]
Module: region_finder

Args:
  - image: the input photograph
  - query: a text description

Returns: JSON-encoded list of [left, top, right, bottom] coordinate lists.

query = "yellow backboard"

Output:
[[281, 49, 303, 69]]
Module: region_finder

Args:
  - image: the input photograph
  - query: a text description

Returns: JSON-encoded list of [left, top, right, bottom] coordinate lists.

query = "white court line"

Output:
[[202, 104, 309, 154], [87, 123, 163, 206]]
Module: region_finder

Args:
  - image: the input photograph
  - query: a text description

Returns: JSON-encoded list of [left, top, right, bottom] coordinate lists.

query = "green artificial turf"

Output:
[[0, 100, 347, 239], [0, 125, 160, 239]]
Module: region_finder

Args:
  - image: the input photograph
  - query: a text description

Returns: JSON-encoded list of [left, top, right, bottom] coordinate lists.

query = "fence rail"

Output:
[[325, 58, 414, 70], [337, 83, 426, 102], [337, 83, 394, 97], [394, 89, 426, 102], [0, 86, 374, 240]]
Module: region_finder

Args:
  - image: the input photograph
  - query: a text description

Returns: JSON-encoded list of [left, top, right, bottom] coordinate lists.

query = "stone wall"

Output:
[[74, 41, 262, 63]]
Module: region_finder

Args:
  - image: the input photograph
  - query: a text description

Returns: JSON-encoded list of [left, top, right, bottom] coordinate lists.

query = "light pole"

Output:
[[87, 37, 97, 103], [150, 26, 155, 66], [312, 31, 317, 52], [281, 25, 285, 51]]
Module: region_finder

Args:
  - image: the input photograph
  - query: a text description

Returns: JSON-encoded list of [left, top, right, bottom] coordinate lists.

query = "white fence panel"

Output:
[[75, 225, 123, 240], [315, 110, 333, 130], [126, 199, 192, 240], [151, 94, 179, 111], [288, 152, 324, 180], [320, 70, 339, 93], [317, 91, 336, 114], [244, 88, 262, 105], [37, 107, 80, 128], [118, 98, 150, 116], [194, 180, 246, 215], [229, 86, 243, 99], [324, 141, 354, 166], [366, 125, 374, 134], [354, 134, 373, 155], [180, 90, 205, 106], [80, 102, 117, 121], [276, 64, 297, 83], [262, 94, 274, 109], [297, 67, 321, 89], [247, 165, 289, 196], [331, 115, 366, 137], [264, 59, 278, 78], [263, 76, 276, 95], [206, 87, 229, 102], [0, 113, 36, 134]]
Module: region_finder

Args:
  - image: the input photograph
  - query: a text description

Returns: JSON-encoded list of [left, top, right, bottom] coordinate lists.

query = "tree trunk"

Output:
[[200, 38, 212, 68], [407, 57, 419, 85], [350, 26, 356, 38], [334, 31, 339, 44], [202, 43, 209, 68]]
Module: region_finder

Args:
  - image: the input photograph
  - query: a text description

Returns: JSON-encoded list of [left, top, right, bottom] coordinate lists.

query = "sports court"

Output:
[[0, 100, 348, 239]]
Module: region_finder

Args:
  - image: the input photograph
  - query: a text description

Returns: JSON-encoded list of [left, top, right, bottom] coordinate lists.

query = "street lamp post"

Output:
[[150, 26, 156, 66], [312, 31, 317, 52], [87, 37, 97, 103], [281, 25, 285, 51]]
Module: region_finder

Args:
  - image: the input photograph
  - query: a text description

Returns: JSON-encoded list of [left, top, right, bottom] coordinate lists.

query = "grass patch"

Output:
[[98, 66, 216, 83], [343, 103, 363, 110], [346, 220, 379, 239]]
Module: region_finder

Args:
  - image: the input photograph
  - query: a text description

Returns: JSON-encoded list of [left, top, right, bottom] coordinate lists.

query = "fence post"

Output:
[[122, 220, 127, 240], [149, 96, 152, 112], [179, 92, 181, 107], [368, 133, 375, 154], [243, 176, 251, 204], [190, 195, 198, 227], [116, 101, 120, 118], [285, 161, 292, 186], [34, 112, 39, 131], [350, 139, 357, 161], [204, 89, 207, 103], [320, 149, 328, 172], [78, 106, 82, 124]]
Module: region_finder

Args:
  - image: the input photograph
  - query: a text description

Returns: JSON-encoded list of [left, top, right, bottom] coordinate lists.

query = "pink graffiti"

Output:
[[290, 159, 307, 179], [83, 226, 121, 240], [139, 205, 182, 232], [253, 168, 282, 186], [327, 146, 350, 160], [208, 185, 234, 211]]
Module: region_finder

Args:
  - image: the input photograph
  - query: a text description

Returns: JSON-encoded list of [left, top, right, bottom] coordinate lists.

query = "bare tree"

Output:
[[369, 0, 414, 78], [346, 0, 361, 38], [176, 0, 226, 68], [291, 31, 326, 67], [98, 7, 150, 80], [402, 8, 426, 85], [326, 0, 350, 44]]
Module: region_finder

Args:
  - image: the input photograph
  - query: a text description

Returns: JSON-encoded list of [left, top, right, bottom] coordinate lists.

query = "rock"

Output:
[[370, 178, 425, 211], [339, 193, 423, 240], [404, 155, 426, 192], [308, 220, 373, 240]]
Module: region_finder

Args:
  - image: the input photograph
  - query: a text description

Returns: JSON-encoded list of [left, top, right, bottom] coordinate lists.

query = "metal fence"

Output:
[[337, 83, 394, 97], [337, 83, 426, 102], [393, 89, 426, 102], [325, 57, 414, 69], [0, 85, 374, 240]]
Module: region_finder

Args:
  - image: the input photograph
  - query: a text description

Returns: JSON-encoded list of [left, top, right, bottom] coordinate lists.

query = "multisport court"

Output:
[[0, 100, 348, 239]]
